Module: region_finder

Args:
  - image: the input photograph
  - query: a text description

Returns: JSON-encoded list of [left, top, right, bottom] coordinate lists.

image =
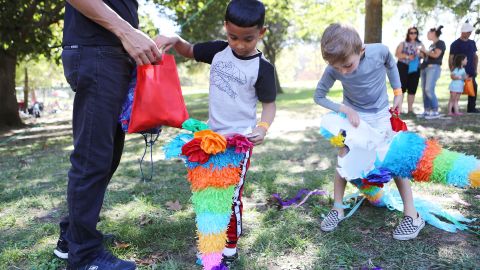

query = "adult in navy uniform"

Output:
[[449, 22, 479, 113], [54, 0, 161, 269]]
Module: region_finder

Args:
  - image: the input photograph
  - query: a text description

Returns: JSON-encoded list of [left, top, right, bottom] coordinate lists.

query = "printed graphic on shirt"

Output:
[[211, 61, 247, 99]]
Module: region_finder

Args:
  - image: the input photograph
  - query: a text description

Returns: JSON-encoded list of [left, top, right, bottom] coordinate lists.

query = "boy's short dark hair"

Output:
[[225, 0, 265, 28]]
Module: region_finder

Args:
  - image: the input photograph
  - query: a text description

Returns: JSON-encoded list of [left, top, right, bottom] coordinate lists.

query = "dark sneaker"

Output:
[[72, 250, 136, 270], [54, 234, 116, 260], [467, 109, 480, 113], [393, 215, 425, 240], [53, 237, 69, 260], [320, 210, 344, 232], [221, 252, 239, 267]]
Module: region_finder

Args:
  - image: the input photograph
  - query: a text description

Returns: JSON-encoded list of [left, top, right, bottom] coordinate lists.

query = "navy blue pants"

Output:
[[467, 76, 478, 112], [60, 45, 134, 267]]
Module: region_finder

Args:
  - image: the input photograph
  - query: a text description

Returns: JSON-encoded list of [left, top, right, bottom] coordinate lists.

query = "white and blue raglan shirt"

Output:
[[193, 40, 277, 135]]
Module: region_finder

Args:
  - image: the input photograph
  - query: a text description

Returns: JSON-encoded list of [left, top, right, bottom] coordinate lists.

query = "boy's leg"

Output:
[[393, 177, 416, 217], [321, 147, 348, 232], [225, 150, 252, 254], [392, 177, 425, 240]]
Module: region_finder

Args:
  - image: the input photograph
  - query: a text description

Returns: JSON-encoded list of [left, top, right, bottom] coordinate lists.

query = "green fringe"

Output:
[[431, 149, 460, 184], [191, 186, 235, 214]]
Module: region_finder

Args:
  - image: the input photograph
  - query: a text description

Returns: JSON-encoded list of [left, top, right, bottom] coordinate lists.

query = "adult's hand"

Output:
[[67, 0, 161, 65], [119, 29, 161, 65]]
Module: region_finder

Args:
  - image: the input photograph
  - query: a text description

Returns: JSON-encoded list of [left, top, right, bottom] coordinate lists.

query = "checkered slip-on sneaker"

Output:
[[393, 215, 425, 240], [221, 252, 239, 266], [320, 210, 344, 232]]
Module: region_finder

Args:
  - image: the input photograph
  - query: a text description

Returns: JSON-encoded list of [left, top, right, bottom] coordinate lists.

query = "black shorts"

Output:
[[397, 61, 420, 95]]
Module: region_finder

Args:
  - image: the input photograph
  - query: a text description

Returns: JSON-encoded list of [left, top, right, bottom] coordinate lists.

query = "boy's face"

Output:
[[331, 52, 363, 75], [224, 22, 266, 57]]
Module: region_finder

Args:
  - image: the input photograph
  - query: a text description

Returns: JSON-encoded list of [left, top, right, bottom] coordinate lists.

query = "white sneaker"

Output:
[[320, 210, 344, 232], [425, 111, 440, 119], [393, 215, 425, 240]]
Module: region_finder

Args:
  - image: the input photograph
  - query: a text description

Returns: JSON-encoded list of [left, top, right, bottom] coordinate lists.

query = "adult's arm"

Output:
[[448, 55, 455, 71], [67, 0, 161, 65]]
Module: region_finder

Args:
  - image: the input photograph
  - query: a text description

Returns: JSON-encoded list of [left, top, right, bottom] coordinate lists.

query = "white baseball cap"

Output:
[[461, 22, 474, 33]]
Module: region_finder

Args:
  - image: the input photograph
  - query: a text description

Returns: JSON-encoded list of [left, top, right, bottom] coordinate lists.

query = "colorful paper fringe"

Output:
[[164, 119, 251, 270], [411, 140, 442, 182]]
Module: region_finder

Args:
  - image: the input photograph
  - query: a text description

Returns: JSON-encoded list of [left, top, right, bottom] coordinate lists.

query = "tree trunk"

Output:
[[365, 0, 382, 43], [274, 67, 283, 94], [0, 50, 23, 128], [24, 67, 29, 113]]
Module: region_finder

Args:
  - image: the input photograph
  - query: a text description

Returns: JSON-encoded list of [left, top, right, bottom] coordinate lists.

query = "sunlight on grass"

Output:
[[1, 77, 479, 269]]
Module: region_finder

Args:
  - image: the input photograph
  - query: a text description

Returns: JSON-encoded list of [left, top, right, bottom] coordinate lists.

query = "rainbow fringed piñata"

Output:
[[164, 119, 253, 270], [320, 112, 478, 232]]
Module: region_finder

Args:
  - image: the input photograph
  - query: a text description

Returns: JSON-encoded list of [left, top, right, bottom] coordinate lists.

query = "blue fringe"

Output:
[[319, 127, 334, 139], [447, 154, 479, 188], [163, 133, 193, 159], [382, 187, 476, 232], [186, 147, 245, 170], [381, 132, 426, 178], [196, 212, 232, 235]]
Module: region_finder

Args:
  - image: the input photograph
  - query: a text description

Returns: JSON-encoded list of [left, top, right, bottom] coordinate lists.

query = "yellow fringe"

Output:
[[469, 170, 480, 188], [197, 231, 227, 254]]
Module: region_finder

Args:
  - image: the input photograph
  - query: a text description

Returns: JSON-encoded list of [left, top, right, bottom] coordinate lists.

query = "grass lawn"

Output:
[[1, 74, 479, 270]]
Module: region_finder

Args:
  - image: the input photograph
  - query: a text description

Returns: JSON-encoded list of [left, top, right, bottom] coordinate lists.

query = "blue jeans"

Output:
[[421, 64, 441, 112], [60, 45, 134, 267]]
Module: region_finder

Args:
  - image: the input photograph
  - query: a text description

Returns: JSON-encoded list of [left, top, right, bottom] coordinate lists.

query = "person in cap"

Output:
[[449, 22, 479, 113]]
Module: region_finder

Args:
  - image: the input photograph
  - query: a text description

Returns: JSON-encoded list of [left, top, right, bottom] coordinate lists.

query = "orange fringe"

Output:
[[197, 231, 227, 254], [412, 140, 442, 182], [469, 170, 480, 188], [187, 166, 241, 191], [364, 190, 383, 203], [194, 130, 227, 154]]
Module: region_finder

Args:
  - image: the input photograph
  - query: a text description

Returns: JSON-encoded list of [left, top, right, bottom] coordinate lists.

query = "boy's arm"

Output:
[[155, 35, 194, 59], [314, 67, 341, 112], [249, 102, 276, 146], [382, 46, 403, 110], [67, 0, 161, 65]]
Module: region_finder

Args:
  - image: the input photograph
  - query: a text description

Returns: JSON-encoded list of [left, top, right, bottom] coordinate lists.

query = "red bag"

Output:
[[389, 108, 408, 132], [128, 54, 189, 133]]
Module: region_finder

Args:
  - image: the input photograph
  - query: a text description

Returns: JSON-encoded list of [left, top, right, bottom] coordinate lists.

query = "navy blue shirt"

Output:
[[450, 38, 478, 76], [63, 0, 139, 46]]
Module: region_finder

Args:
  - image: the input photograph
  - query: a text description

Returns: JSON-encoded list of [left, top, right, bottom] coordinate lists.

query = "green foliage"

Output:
[[0, 0, 64, 59], [416, 0, 478, 18]]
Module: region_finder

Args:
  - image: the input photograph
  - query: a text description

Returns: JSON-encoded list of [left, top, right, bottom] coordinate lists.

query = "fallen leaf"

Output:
[[358, 228, 371, 235], [139, 214, 152, 226], [114, 241, 130, 249], [451, 193, 471, 206], [166, 200, 182, 211]]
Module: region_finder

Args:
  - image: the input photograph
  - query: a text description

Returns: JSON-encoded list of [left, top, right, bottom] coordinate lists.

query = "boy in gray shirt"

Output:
[[316, 23, 425, 240]]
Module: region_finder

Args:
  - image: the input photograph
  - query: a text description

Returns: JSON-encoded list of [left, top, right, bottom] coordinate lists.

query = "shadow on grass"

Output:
[[1, 87, 479, 269]]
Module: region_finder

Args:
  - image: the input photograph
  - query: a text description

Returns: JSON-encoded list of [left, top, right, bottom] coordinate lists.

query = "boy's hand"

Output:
[[393, 94, 403, 111], [339, 105, 360, 127], [247, 127, 267, 145], [154, 35, 179, 54]]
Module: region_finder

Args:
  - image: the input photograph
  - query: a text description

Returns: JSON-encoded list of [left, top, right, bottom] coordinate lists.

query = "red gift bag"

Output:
[[128, 54, 189, 133], [389, 108, 408, 132]]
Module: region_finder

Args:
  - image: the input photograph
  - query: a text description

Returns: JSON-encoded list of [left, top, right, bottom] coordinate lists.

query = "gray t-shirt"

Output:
[[193, 41, 277, 134], [314, 43, 401, 113], [423, 40, 446, 66]]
